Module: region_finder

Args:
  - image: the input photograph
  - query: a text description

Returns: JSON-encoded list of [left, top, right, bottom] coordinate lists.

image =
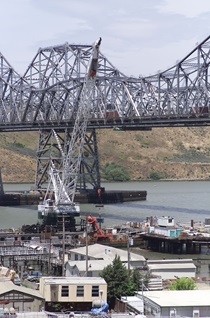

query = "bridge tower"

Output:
[[35, 128, 101, 193]]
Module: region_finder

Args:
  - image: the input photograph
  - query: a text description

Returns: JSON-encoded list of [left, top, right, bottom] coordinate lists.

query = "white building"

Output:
[[66, 259, 112, 277], [66, 259, 134, 277], [147, 259, 196, 280], [136, 289, 210, 317], [157, 217, 175, 227], [39, 276, 107, 312], [0, 278, 44, 312], [68, 243, 145, 268], [148, 216, 182, 238], [120, 296, 144, 315]]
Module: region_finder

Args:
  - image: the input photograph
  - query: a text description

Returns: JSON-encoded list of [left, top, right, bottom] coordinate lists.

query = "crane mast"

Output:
[[38, 37, 102, 215]]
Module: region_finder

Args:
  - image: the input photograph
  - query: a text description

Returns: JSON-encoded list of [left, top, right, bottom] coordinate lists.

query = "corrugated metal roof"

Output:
[[147, 259, 194, 264], [148, 263, 196, 270], [0, 280, 44, 299], [139, 290, 210, 307], [69, 243, 145, 261]]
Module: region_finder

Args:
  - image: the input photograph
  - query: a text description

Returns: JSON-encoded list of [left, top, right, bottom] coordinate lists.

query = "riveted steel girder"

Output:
[[35, 128, 101, 191], [1, 37, 210, 191], [0, 36, 210, 131]]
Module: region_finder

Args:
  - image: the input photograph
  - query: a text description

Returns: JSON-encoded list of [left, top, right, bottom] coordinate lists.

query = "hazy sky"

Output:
[[2, 0, 210, 77]]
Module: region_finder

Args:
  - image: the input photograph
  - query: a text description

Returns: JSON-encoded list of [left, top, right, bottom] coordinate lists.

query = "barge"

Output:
[[0, 189, 147, 206]]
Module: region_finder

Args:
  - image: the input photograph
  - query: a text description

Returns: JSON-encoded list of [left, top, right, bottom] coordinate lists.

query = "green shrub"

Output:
[[169, 277, 196, 290], [103, 162, 130, 181], [13, 142, 25, 148], [149, 171, 163, 180]]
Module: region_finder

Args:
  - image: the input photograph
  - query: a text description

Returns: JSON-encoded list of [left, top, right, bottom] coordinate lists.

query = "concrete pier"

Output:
[[141, 233, 210, 254]]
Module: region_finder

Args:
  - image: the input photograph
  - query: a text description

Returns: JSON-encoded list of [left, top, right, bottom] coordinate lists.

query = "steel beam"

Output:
[[35, 128, 101, 192]]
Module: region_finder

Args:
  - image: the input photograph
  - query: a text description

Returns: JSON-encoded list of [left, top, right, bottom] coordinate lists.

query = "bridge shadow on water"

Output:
[[119, 202, 210, 215]]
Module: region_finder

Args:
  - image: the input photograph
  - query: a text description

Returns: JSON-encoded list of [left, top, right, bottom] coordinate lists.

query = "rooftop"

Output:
[[147, 259, 194, 264], [147, 263, 196, 270], [41, 276, 106, 285], [69, 243, 145, 262], [0, 280, 43, 299], [140, 290, 210, 307]]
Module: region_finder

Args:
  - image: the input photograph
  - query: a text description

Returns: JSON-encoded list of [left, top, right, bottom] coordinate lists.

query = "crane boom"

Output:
[[38, 37, 102, 215], [62, 37, 102, 204]]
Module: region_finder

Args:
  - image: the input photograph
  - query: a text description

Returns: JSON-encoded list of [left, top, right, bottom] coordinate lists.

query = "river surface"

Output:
[[2, 180, 210, 277], [1, 180, 210, 229]]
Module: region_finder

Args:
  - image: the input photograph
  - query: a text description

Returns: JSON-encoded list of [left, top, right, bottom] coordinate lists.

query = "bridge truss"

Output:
[[35, 128, 100, 191], [1, 36, 210, 189]]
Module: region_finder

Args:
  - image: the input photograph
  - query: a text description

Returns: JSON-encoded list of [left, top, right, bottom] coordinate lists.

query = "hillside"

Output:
[[1, 126, 210, 183], [97, 126, 210, 181]]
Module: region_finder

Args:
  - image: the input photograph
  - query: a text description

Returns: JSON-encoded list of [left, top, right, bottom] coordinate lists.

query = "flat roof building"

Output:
[[136, 289, 210, 317], [39, 276, 107, 312], [147, 258, 196, 280], [69, 243, 145, 268], [66, 259, 134, 277]]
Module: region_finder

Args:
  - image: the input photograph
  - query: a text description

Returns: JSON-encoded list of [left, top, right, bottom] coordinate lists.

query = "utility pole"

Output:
[[62, 213, 66, 276], [86, 218, 89, 276], [141, 278, 145, 315], [48, 237, 52, 274], [127, 234, 131, 275]]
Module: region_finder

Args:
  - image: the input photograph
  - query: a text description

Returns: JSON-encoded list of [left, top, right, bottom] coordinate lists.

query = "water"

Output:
[[1, 180, 210, 229], [82, 180, 210, 228], [2, 180, 210, 277]]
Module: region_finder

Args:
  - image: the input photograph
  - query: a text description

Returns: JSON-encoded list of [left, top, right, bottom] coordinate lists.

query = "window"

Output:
[[77, 285, 84, 297], [92, 285, 99, 297], [61, 285, 69, 297], [193, 310, 199, 318], [170, 309, 176, 318]]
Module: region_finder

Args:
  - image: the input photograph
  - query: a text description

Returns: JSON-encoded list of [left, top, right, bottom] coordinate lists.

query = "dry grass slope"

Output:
[[97, 126, 210, 181], [0, 127, 210, 182], [0, 131, 38, 183]]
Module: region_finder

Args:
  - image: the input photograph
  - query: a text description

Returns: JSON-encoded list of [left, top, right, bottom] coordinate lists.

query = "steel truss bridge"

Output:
[[1, 36, 210, 191]]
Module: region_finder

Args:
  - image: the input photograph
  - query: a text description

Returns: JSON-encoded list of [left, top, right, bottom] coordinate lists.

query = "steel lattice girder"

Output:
[[0, 36, 210, 130], [35, 128, 101, 191]]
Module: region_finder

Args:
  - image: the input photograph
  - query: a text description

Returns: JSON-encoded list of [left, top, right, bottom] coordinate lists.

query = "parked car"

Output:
[[13, 276, 21, 286], [30, 270, 42, 278], [27, 276, 40, 283]]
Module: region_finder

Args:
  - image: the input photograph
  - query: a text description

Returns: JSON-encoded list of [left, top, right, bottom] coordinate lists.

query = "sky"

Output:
[[1, 0, 210, 77]]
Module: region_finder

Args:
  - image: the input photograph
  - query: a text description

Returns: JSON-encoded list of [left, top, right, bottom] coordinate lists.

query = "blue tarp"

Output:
[[91, 301, 109, 314]]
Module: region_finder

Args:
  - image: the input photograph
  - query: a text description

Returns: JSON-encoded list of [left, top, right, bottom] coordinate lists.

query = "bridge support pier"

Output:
[[35, 128, 101, 193]]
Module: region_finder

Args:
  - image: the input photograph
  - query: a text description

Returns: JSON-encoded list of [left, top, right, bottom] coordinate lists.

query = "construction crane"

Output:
[[86, 215, 113, 240], [38, 37, 102, 217]]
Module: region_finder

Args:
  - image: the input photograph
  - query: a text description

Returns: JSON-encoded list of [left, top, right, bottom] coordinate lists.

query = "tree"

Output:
[[131, 268, 150, 291], [100, 256, 149, 308], [100, 255, 131, 308], [169, 277, 196, 290]]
